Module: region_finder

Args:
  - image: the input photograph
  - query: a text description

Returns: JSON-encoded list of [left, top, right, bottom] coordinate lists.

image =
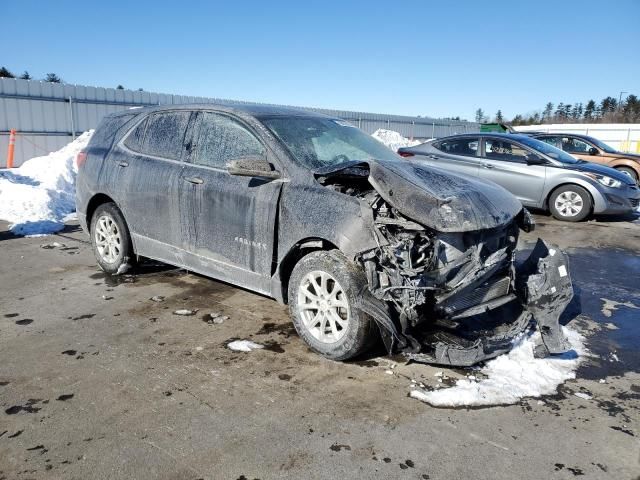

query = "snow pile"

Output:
[[227, 340, 264, 352], [0, 131, 93, 236], [371, 129, 421, 152], [410, 327, 587, 407]]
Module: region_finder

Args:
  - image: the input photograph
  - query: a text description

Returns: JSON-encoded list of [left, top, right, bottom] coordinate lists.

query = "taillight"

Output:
[[398, 151, 414, 158], [76, 151, 87, 168]]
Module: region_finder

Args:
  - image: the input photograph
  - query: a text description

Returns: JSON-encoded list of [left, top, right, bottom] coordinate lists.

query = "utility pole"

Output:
[[618, 91, 628, 110]]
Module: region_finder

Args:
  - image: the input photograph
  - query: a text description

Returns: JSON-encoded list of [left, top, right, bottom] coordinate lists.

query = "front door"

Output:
[[479, 138, 546, 207], [178, 111, 283, 288]]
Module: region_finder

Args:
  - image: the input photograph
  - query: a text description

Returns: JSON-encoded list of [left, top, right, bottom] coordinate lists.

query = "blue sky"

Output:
[[3, 0, 639, 121]]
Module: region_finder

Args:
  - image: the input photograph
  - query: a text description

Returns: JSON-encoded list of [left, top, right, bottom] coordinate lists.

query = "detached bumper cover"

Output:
[[358, 239, 573, 367]]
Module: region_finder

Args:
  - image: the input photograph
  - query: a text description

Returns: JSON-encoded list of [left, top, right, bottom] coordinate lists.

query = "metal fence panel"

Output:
[[1, 78, 479, 166]]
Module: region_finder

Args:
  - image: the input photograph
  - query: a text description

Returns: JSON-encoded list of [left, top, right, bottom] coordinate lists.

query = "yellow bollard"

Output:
[[6, 129, 16, 168]]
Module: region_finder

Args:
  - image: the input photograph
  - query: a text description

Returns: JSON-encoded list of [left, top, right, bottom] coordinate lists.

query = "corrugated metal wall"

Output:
[[0, 78, 478, 166]]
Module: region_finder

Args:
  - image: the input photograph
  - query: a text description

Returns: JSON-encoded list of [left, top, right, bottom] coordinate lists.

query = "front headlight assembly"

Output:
[[584, 173, 622, 188]]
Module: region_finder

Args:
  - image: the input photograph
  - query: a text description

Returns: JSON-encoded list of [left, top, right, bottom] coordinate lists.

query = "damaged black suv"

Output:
[[76, 104, 573, 366]]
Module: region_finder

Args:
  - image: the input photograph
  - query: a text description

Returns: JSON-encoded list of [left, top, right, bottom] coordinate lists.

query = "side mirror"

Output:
[[227, 157, 280, 179], [588, 147, 599, 155], [526, 154, 547, 165]]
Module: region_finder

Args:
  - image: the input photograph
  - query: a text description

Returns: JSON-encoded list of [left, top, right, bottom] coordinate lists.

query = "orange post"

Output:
[[6, 129, 16, 168]]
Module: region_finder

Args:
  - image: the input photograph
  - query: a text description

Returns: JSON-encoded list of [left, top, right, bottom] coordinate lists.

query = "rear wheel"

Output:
[[288, 250, 376, 361], [90, 202, 136, 274], [616, 166, 638, 184], [549, 185, 592, 222]]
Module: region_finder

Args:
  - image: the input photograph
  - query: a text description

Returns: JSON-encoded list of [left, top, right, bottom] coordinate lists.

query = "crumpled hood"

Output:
[[562, 161, 635, 185], [315, 159, 523, 232]]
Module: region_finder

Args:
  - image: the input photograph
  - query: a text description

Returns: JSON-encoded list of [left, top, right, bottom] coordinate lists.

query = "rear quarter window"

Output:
[[123, 116, 149, 152], [90, 114, 136, 150]]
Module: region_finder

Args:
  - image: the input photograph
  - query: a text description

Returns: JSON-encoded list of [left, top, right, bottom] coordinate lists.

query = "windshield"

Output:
[[261, 116, 400, 169], [517, 136, 582, 164], [584, 135, 618, 154]]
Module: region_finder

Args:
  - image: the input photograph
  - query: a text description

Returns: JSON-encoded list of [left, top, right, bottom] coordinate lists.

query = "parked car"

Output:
[[76, 105, 573, 366], [398, 133, 640, 222], [526, 132, 640, 183]]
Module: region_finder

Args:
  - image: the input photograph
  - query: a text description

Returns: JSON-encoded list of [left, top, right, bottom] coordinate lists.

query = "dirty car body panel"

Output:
[[77, 105, 575, 366]]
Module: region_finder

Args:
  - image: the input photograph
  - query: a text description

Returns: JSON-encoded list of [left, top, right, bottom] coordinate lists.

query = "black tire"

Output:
[[548, 185, 592, 222], [90, 202, 136, 274], [288, 250, 376, 361], [616, 166, 638, 184]]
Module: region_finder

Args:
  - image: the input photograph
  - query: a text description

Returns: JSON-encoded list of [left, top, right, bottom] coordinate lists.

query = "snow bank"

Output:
[[371, 129, 421, 152], [227, 340, 264, 352], [0, 131, 93, 236], [410, 327, 587, 407]]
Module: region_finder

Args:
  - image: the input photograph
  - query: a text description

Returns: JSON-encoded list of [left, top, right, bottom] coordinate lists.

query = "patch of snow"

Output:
[[0, 131, 93, 236], [410, 327, 587, 407], [227, 340, 264, 352], [173, 309, 197, 316], [573, 392, 592, 400], [600, 298, 638, 318], [371, 129, 421, 152]]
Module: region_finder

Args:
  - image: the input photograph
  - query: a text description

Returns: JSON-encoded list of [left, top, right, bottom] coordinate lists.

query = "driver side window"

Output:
[[484, 139, 529, 163], [194, 112, 265, 169], [561, 137, 593, 154]]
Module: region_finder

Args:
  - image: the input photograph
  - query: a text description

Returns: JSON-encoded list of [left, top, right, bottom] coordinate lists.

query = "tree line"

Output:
[[476, 93, 640, 126], [0, 66, 142, 91]]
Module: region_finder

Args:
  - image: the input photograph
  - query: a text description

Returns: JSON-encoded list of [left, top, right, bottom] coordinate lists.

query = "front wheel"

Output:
[[288, 250, 376, 361], [549, 185, 592, 222], [90, 202, 136, 274]]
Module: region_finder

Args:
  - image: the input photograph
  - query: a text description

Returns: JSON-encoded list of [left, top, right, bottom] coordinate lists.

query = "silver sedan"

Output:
[[398, 133, 640, 222]]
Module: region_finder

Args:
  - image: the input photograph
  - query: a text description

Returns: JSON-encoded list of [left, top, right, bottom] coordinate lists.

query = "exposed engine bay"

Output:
[[316, 162, 574, 366]]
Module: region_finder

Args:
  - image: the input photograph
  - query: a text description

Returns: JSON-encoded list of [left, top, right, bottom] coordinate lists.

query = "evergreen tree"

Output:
[[600, 96, 617, 115], [563, 104, 572, 119], [571, 104, 579, 120], [475, 108, 485, 123], [0, 66, 15, 78], [44, 73, 62, 83], [116, 85, 124, 89], [542, 102, 554, 122], [584, 100, 596, 120], [555, 102, 565, 119], [576, 103, 584, 120], [19, 71, 31, 80], [495, 110, 503, 122]]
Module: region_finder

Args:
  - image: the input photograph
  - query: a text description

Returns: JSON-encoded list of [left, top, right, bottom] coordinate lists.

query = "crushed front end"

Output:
[[314, 160, 574, 367], [355, 194, 573, 366]]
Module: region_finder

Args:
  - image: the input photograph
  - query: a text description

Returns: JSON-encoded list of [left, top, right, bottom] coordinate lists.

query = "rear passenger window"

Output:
[[194, 112, 265, 168], [142, 111, 191, 160], [433, 137, 479, 157], [123, 117, 148, 152]]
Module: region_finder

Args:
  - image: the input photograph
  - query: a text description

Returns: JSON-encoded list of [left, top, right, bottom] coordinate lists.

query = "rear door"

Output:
[[178, 111, 283, 282], [479, 138, 546, 206], [110, 110, 192, 250], [422, 136, 481, 177]]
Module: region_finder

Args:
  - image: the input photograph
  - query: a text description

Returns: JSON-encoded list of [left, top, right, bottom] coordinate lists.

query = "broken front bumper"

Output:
[[359, 239, 574, 367]]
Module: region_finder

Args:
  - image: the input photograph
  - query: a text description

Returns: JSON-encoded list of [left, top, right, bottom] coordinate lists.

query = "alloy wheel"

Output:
[[297, 270, 350, 344]]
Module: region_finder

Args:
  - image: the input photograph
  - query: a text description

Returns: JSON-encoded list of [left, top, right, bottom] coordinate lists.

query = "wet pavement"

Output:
[[0, 213, 639, 480]]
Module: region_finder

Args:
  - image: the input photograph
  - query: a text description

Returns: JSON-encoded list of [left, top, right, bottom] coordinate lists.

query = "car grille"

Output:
[[441, 276, 511, 315]]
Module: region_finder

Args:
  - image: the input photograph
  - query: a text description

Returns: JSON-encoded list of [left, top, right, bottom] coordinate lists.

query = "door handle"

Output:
[[118, 161, 129, 167], [482, 163, 494, 169], [183, 176, 204, 185], [428, 154, 439, 159]]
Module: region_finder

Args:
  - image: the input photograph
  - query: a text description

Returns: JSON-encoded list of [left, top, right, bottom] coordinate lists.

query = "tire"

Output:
[[616, 166, 638, 184], [288, 250, 376, 361], [90, 202, 136, 274], [548, 185, 592, 222]]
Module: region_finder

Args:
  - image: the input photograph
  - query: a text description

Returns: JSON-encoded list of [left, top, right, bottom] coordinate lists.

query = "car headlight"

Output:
[[584, 173, 622, 188]]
